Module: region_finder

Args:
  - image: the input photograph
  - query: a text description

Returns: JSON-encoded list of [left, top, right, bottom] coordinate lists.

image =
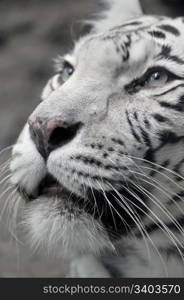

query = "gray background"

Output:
[[0, 0, 184, 277]]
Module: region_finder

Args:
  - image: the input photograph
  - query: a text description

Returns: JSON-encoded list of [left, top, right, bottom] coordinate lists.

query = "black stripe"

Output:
[[173, 158, 184, 173], [144, 118, 151, 129], [168, 55, 184, 65], [158, 130, 182, 145], [159, 101, 182, 111], [148, 30, 166, 39], [149, 160, 170, 177], [159, 45, 171, 58], [158, 45, 184, 64], [154, 84, 184, 96], [159, 159, 170, 170], [158, 24, 180, 36], [125, 21, 142, 27], [138, 126, 152, 147], [137, 215, 184, 236], [134, 111, 138, 120], [110, 21, 142, 31], [176, 177, 183, 182], [153, 131, 184, 154], [159, 95, 184, 112], [171, 191, 184, 203], [111, 138, 125, 147], [159, 246, 184, 258], [167, 215, 184, 230], [149, 170, 157, 177], [101, 262, 121, 278], [173, 158, 184, 182], [143, 148, 155, 163], [125, 111, 141, 143], [152, 113, 170, 123], [74, 155, 127, 172]]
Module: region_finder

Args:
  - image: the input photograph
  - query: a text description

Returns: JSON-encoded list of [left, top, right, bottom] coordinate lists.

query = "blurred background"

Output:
[[0, 0, 184, 277]]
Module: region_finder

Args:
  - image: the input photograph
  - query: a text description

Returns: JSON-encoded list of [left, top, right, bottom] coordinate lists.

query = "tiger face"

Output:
[[10, 15, 184, 258]]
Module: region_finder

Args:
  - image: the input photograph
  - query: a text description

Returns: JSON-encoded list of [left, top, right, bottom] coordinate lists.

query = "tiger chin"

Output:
[[9, 0, 184, 277]]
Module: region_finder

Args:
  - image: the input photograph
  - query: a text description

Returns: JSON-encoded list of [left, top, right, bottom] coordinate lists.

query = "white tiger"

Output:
[[9, 0, 184, 277]]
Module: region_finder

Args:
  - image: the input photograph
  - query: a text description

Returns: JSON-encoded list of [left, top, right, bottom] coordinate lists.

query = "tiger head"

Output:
[[9, 1, 184, 258]]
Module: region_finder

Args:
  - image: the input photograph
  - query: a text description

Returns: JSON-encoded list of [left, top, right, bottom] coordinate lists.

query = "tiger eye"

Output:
[[61, 62, 74, 82], [146, 70, 168, 87]]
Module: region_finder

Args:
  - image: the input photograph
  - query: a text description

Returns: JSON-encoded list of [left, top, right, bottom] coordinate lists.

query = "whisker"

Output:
[[7, 195, 21, 239], [125, 156, 184, 211], [0, 184, 15, 203], [107, 183, 154, 260], [0, 157, 11, 171], [106, 154, 184, 236], [122, 179, 183, 267], [0, 173, 12, 186], [87, 178, 100, 218], [97, 180, 118, 232], [0, 185, 22, 244], [129, 180, 184, 259], [130, 171, 184, 235], [141, 164, 184, 191], [110, 184, 169, 275], [0, 145, 14, 158], [115, 155, 184, 219], [104, 180, 155, 263], [126, 154, 184, 182], [139, 165, 184, 209]]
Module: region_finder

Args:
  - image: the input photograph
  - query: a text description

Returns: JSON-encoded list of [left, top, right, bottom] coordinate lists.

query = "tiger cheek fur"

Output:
[[9, 0, 184, 277]]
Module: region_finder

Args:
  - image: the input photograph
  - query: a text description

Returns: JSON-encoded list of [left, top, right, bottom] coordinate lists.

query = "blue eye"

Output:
[[126, 66, 180, 94], [61, 62, 74, 82], [60, 62, 74, 83], [50, 62, 74, 91], [51, 61, 74, 90], [145, 70, 169, 88]]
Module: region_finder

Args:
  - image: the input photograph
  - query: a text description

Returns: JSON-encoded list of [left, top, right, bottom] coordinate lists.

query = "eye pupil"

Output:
[[58, 62, 74, 83], [67, 66, 73, 75], [126, 67, 177, 94], [146, 69, 168, 87], [64, 62, 74, 77], [152, 72, 160, 80]]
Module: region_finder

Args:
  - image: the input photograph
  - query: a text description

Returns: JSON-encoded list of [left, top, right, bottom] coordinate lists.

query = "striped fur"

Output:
[[8, 1, 184, 277]]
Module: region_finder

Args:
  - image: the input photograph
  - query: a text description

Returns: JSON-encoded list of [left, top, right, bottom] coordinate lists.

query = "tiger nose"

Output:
[[28, 116, 82, 160]]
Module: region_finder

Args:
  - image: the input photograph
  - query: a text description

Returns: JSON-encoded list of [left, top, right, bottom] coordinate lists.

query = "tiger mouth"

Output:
[[35, 174, 64, 199], [18, 173, 146, 236], [18, 174, 65, 201], [18, 173, 93, 211]]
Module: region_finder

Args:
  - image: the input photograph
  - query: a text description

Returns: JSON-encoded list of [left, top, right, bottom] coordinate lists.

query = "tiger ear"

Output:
[[91, 0, 143, 32]]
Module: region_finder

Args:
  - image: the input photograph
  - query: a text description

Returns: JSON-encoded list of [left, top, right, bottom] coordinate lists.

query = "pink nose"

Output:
[[28, 116, 82, 159]]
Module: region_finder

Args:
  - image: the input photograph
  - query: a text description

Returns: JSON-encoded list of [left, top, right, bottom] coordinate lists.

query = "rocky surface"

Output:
[[0, 0, 183, 277]]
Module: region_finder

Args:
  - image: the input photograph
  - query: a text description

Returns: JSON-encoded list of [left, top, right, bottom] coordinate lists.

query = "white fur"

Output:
[[9, 0, 184, 277], [92, 0, 142, 32]]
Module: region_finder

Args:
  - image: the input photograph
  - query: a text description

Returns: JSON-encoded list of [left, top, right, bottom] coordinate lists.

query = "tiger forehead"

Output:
[[74, 16, 183, 56], [75, 27, 144, 53], [71, 19, 184, 75], [101, 15, 183, 39], [74, 31, 142, 62], [74, 31, 156, 69]]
